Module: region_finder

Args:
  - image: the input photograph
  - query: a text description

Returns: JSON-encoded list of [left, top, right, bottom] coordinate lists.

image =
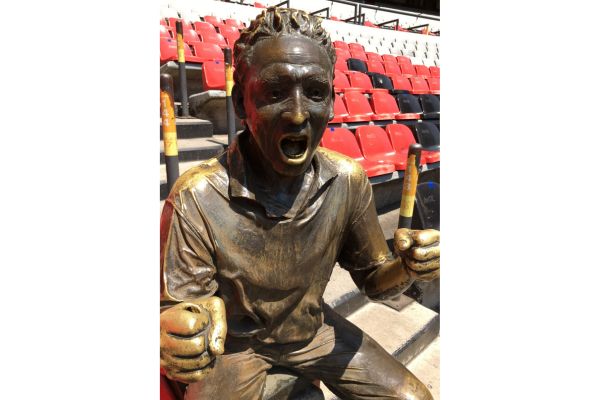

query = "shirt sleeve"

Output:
[[160, 192, 218, 302], [337, 166, 404, 299]]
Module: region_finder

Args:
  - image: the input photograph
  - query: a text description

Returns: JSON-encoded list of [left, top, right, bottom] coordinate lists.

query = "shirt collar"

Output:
[[226, 131, 338, 218]]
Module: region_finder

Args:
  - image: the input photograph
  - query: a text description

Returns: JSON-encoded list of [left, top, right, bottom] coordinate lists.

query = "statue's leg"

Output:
[[281, 304, 433, 400], [184, 348, 271, 400]]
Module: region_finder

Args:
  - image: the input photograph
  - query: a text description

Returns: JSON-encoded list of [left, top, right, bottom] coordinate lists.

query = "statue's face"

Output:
[[236, 35, 334, 177]]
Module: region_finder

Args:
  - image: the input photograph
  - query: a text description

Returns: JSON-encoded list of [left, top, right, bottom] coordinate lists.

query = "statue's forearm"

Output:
[[363, 257, 414, 298]]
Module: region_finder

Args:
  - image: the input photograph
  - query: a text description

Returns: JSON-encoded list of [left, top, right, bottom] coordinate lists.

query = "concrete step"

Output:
[[316, 300, 440, 400], [159, 117, 214, 139], [159, 136, 227, 164], [406, 336, 440, 400]]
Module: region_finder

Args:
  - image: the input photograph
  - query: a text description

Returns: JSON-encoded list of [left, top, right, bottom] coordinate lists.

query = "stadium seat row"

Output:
[[321, 124, 440, 177]]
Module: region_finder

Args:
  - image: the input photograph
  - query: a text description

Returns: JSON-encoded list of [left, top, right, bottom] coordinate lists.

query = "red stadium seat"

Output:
[[254, 2, 266, 8], [366, 60, 385, 74], [202, 60, 226, 90], [397, 56, 412, 66], [400, 63, 417, 77], [194, 21, 217, 35], [203, 15, 222, 26], [160, 19, 169, 27], [364, 21, 378, 28], [346, 71, 375, 93], [366, 52, 383, 63], [335, 48, 351, 61], [371, 91, 416, 120], [349, 48, 367, 61], [342, 91, 374, 122], [381, 54, 397, 63], [426, 76, 440, 94], [348, 42, 365, 52], [160, 25, 173, 39], [355, 125, 408, 170], [429, 66, 440, 77], [160, 37, 202, 64], [383, 60, 402, 75], [224, 18, 245, 30], [183, 28, 201, 45], [385, 124, 430, 165], [335, 58, 349, 73], [321, 127, 395, 178], [414, 64, 431, 78], [330, 16, 340, 21], [388, 74, 413, 92], [333, 41, 349, 51], [408, 76, 430, 94], [218, 24, 241, 46], [191, 42, 225, 62], [330, 94, 349, 123], [167, 18, 194, 32], [200, 32, 228, 47], [333, 70, 351, 92]]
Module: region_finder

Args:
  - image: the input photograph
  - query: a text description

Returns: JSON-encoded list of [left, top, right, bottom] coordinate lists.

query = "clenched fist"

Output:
[[160, 296, 227, 383], [394, 228, 440, 282]]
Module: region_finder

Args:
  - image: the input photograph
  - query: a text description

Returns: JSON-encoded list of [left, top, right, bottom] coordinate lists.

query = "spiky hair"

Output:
[[233, 7, 336, 87]]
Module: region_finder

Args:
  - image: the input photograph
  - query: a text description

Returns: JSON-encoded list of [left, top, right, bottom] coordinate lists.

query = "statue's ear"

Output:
[[232, 85, 246, 119], [328, 90, 335, 121]]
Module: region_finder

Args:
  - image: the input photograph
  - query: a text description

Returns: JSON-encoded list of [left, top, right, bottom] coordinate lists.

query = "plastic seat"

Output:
[[160, 25, 173, 39], [382, 54, 397, 63], [218, 25, 241, 46], [366, 52, 383, 63], [183, 28, 202, 45], [385, 124, 429, 165], [200, 32, 228, 47], [202, 60, 226, 90], [203, 15, 222, 26], [400, 63, 417, 77], [389, 74, 413, 92], [347, 58, 367, 73], [397, 55, 412, 66], [335, 48, 351, 61], [333, 41, 349, 50], [366, 60, 385, 74], [414, 64, 431, 77], [349, 48, 367, 61], [419, 94, 440, 119], [254, 2, 266, 8], [335, 58, 349, 73], [346, 71, 383, 93], [333, 70, 351, 93], [383, 60, 402, 75], [330, 94, 349, 123], [426, 76, 440, 94], [408, 76, 430, 94], [342, 91, 374, 122], [395, 92, 423, 119], [167, 18, 194, 32], [369, 73, 394, 91], [191, 42, 225, 62], [411, 122, 440, 153], [194, 21, 217, 35], [160, 37, 201, 64], [355, 125, 408, 170], [429, 66, 440, 77], [348, 42, 365, 52], [371, 92, 418, 120], [321, 127, 395, 178], [224, 18, 245, 30]]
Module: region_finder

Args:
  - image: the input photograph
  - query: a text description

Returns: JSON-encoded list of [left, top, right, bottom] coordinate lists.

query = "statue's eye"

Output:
[[271, 90, 282, 100], [309, 87, 324, 100]]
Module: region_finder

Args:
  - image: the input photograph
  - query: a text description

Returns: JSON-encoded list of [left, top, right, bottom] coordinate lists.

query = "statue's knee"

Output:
[[394, 378, 433, 400]]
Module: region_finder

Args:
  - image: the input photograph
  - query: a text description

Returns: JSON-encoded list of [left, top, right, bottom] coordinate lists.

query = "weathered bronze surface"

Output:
[[160, 7, 440, 399]]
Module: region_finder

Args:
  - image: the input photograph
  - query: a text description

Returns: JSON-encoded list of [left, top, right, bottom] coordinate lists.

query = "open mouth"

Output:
[[280, 136, 308, 159]]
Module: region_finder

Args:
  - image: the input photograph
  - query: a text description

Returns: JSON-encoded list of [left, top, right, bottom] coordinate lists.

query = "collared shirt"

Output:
[[160, 132, 393, 344]]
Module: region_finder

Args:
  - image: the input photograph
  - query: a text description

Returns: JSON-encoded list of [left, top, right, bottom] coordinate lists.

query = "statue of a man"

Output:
[[160, 7, 440, 400]]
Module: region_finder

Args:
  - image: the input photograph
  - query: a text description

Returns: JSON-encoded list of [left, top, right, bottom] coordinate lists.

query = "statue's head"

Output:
[[233, 7, 336, 177]]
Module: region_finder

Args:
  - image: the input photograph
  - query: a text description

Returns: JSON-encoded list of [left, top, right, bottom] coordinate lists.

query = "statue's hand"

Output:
[[160, 296, 227, 384], [394, 228, 440, 282]]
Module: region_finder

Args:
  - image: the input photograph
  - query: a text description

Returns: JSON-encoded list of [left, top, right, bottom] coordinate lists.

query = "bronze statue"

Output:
[[160, 7, 440, 400]]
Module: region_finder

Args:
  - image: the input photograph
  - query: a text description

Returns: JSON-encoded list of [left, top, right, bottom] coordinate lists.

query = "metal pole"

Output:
[[398, 143, 422, 229], [160, 74, 180, 193], [223, 48, 236, 146], [175, 20, 190, 117]]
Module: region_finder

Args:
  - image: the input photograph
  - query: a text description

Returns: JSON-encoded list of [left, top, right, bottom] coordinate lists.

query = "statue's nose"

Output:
[[282, 90, 309, 125]]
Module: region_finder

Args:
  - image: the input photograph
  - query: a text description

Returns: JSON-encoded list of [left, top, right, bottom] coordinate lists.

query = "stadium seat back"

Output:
[[386, 124, 416, 152], [408, 76, 429, 94], [383, 60, 401, 75], [411, 122, 440, 151], [369, 73, 393, 90], [396, 93, 424, 115], [203, 15, 222, 26], [397, 55, 412, 66], [366, 52, 383, 63], [389, 74, 412, 92], [382, 54, 397, 64], [200, 32, 227, 46], [349, 48, 367, 61], [414, 64, 431, 77], [343, 91, 374, 120], [355, 125, 395, 159], [224, 18, 245, 29], [429, 66, 440, 77], [202, 60, 226, 90], [331, 94, 349, 123], [192, 42, 225, 62], [348, 42, 365, 52], [346, 71, 373, 91], [426, 76, 440, 94], [333, 70, 351, 91], [401, 63, 417, 76], [321, 127, 363, 159], [333, 40, 350, 51], [371, 91, 401, 116], [335, 48, 351, 61], [347, 58, 367, 73], [194, 21, 217, 35], [366, 60, 385, 74]]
